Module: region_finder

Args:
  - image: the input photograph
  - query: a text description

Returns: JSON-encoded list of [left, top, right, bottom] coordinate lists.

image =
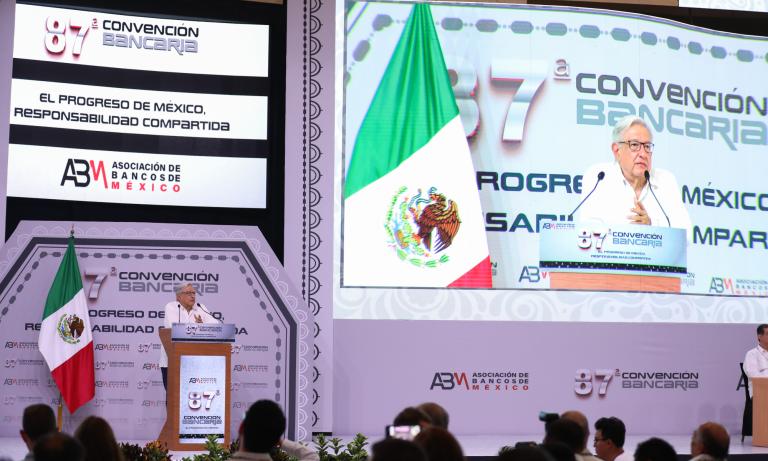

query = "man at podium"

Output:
[[160, 283, 219, 390], [577, 115, 691, 231], [744, 324, 768, 396]]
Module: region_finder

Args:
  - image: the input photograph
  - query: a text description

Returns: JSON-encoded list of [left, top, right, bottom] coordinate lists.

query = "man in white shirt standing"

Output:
[[160, 283, 219, 390], [577, 115, 691, 234], [743, 324, 768, 397]]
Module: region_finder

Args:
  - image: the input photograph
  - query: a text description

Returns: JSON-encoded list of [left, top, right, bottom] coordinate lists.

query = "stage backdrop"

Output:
[[0, 221, 312, 441], [334, 319, 754, 435]]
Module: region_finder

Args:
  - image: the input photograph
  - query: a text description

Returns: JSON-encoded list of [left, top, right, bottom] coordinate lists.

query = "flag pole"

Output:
[[60, 226, 71, 431], [57, 393, 63, 431], [59, 225, 72, 430]]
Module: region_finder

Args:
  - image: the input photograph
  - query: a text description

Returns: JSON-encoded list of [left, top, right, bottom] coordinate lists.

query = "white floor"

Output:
[[2, 434, 768, 459]]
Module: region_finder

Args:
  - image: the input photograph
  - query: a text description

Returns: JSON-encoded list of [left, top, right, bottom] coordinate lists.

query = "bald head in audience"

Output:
[[561, 411, 589, 454], [690, 422, 729, 461]]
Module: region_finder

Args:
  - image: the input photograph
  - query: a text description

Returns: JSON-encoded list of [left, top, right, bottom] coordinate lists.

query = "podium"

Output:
[[539, 223, 687, 293], [754, 378, 768, 446], [158, 323, 236, 451]]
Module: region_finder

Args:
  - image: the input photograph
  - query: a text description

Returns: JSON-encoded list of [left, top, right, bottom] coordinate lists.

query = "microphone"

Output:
[[569, 171, 605, 219], [644, 170, 670, 227], [197, 303, 223, 323], [177, 303, 181, 323]]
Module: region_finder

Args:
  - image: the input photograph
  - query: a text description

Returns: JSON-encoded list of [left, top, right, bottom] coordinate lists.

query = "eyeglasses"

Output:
[[618, 140, 654, 153], [594, 437, 608, 444], [180, 291, 196, 296]]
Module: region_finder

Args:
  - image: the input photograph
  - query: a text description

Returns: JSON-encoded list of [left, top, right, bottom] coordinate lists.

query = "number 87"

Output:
[[574, 369, 613, 396], [45, 17, 90, 56]]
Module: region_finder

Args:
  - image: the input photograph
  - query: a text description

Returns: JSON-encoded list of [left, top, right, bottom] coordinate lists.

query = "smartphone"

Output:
[[385, 424, 421, 440]]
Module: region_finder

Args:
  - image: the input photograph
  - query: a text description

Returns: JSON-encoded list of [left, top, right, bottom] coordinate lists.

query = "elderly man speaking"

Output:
[[576, 115, 691, 231], [159, 283, 219, 390]]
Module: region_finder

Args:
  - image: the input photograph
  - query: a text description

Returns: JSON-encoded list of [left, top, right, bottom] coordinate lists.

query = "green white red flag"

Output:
[[39, 235, 95, 413], [344, 4, 492, 288]]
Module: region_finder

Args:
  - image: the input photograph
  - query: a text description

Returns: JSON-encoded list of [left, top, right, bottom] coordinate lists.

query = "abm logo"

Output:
[[430, 372, 469, 390], [61, 159, 107, 188], [709, 277, 734, 294], [519, 266, 548, 283]]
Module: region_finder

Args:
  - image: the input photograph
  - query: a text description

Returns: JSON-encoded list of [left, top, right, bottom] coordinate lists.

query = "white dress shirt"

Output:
[[744, 344, 768, 397], [577, 162, 692, 237], [159, 300, 218, 367]]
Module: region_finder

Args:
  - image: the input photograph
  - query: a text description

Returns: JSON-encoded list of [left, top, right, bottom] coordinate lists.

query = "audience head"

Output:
[[594, 417, 626, 461], [394, 406, 433, 428], [414, 427, 464, 461], [544, 418, 584, 454], [691, 422, 729, 460], [74, 416, 124, 461], [417, 402, 449, 429], [560, 411, 590, 452], [541, 441, 577, 461], [497, 445, 555, 461], [33, 432, 84, 461], [634, 437, 677, 461], [372, 438, 427, 461], [240, 399, 286, 453], [20, 404, 57, 450]]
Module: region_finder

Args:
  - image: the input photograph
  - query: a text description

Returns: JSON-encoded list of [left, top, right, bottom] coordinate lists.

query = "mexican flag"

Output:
[[39, 235, 94, 413], [343, 4, 491, 288]]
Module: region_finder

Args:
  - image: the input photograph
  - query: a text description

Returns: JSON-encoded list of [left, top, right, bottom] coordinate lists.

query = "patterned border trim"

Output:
[[347, 9, 768, 74], [303, 0, 325, 429]]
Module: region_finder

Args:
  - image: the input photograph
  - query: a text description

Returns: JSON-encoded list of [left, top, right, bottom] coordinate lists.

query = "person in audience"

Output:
[[414, 426, 464, 461], [394, 406, 433, 429], [497, 445, 554, 461], [634, 438, 677, 461], [33, 432, 84, 461], [543, 418, 584, 456], [594, 417, 630, 461], [417, 402, 449, 429], [74, 416, 124, 461], [230, 399, 318, 461], [372, 438, 427, 461], [561, 411, 601, 461], [743, 323, 768, 396], [19, 404, 57, 461], [541, 442, 577, 461], [690, 422, 729, 461]]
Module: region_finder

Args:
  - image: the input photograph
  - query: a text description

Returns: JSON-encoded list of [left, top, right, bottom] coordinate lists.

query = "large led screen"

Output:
[[340, 2, 768, 299], [3, 0, 284, 253]]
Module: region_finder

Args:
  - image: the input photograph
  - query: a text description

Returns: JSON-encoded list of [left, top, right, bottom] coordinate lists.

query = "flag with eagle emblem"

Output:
[[39, 235, 95, 413], [343, 3, 492, 288]]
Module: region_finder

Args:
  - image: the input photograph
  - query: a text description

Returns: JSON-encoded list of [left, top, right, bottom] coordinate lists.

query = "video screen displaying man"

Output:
[[576, 115, 692, 232], [159, 283, 219, 390]]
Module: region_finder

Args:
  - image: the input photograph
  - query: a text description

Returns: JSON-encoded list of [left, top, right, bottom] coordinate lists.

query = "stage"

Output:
[[3, 435, 768, 460]]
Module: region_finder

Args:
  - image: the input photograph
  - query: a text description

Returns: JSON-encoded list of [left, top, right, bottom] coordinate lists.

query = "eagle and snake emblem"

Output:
[[57, 313, 85, 345], [385, 186, 461, 268]]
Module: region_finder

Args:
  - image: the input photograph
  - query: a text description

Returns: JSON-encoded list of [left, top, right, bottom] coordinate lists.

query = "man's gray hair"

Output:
[[174, 283, 192, 295], [612, 115, 651, 143]]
